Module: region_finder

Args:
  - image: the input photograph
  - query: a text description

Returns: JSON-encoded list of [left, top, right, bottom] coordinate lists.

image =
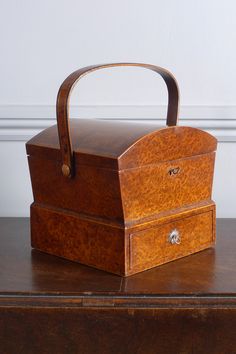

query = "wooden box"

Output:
[[26, 63, 217, 276]]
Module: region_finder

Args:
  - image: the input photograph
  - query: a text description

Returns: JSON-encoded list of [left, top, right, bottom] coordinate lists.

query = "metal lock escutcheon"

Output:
[[168, 167, 180, 176]]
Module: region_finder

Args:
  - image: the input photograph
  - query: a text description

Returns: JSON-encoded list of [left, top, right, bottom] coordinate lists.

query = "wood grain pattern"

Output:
[[0, 218, 236, 354], [120, 152, 215, 221], [26, 120, 217, 169], [26, 64, 217, 276], [31, 203, 125, 275], [1, 307, 236, 354], [30, 202, 215, 276], [28, 156, 124, 223], [119, 125, 217, 169], [129, 209, 215, 273], [0, 217, 234, 296], [56, 63, 179, 177]]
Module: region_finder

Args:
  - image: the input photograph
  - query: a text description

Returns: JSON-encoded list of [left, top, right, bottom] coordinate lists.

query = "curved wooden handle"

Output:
[[56, 63, 179, 177]]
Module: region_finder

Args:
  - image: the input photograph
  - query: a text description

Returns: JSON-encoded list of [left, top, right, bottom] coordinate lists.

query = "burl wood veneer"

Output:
[[26, 63, 217, 276], [1, 218, 236, 354]]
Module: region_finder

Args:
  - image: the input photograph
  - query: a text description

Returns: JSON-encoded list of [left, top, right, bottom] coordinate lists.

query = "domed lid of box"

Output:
[[26, 63, 218, 175], [26, 118, 217, 170]]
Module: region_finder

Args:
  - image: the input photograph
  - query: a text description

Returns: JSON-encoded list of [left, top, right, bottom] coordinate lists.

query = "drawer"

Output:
[[129, 210, 215, 273]]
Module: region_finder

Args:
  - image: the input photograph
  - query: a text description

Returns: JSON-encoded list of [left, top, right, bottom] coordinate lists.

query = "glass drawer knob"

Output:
[[169, 229, 181, 245]]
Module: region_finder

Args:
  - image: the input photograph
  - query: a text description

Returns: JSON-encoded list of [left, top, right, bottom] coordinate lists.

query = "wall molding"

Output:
[[0, 104, 236, 142]]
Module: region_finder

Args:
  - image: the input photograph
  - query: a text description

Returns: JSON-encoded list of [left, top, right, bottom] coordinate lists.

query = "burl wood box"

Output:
[[26, 63, 217, 276]]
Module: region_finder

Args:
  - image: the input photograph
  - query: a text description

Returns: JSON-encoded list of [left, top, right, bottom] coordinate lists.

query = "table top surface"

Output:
[[0, 218, 236, 301]]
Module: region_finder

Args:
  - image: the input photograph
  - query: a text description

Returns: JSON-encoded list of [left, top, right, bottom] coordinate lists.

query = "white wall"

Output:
[[0, 0, 236, 217]]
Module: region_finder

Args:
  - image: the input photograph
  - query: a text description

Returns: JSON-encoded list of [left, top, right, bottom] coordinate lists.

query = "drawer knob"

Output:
[[168, 229, 181, 245]]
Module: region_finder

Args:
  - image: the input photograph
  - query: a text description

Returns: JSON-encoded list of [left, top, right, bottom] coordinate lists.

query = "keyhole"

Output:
[[168, 167, 180, 176]]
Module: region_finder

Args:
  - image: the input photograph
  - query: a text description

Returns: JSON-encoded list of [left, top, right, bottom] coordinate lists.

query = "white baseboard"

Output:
[[0, 104, 236, 142]]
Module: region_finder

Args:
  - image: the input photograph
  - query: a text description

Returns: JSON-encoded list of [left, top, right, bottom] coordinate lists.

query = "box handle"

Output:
[[56, 63, 179, 177]]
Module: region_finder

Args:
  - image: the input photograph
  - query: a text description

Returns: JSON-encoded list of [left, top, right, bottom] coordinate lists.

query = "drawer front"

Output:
[[129, 210, 215, 273]]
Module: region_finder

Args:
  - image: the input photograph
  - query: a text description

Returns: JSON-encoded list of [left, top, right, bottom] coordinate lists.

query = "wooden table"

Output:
[[0, 218, 236, 354]]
